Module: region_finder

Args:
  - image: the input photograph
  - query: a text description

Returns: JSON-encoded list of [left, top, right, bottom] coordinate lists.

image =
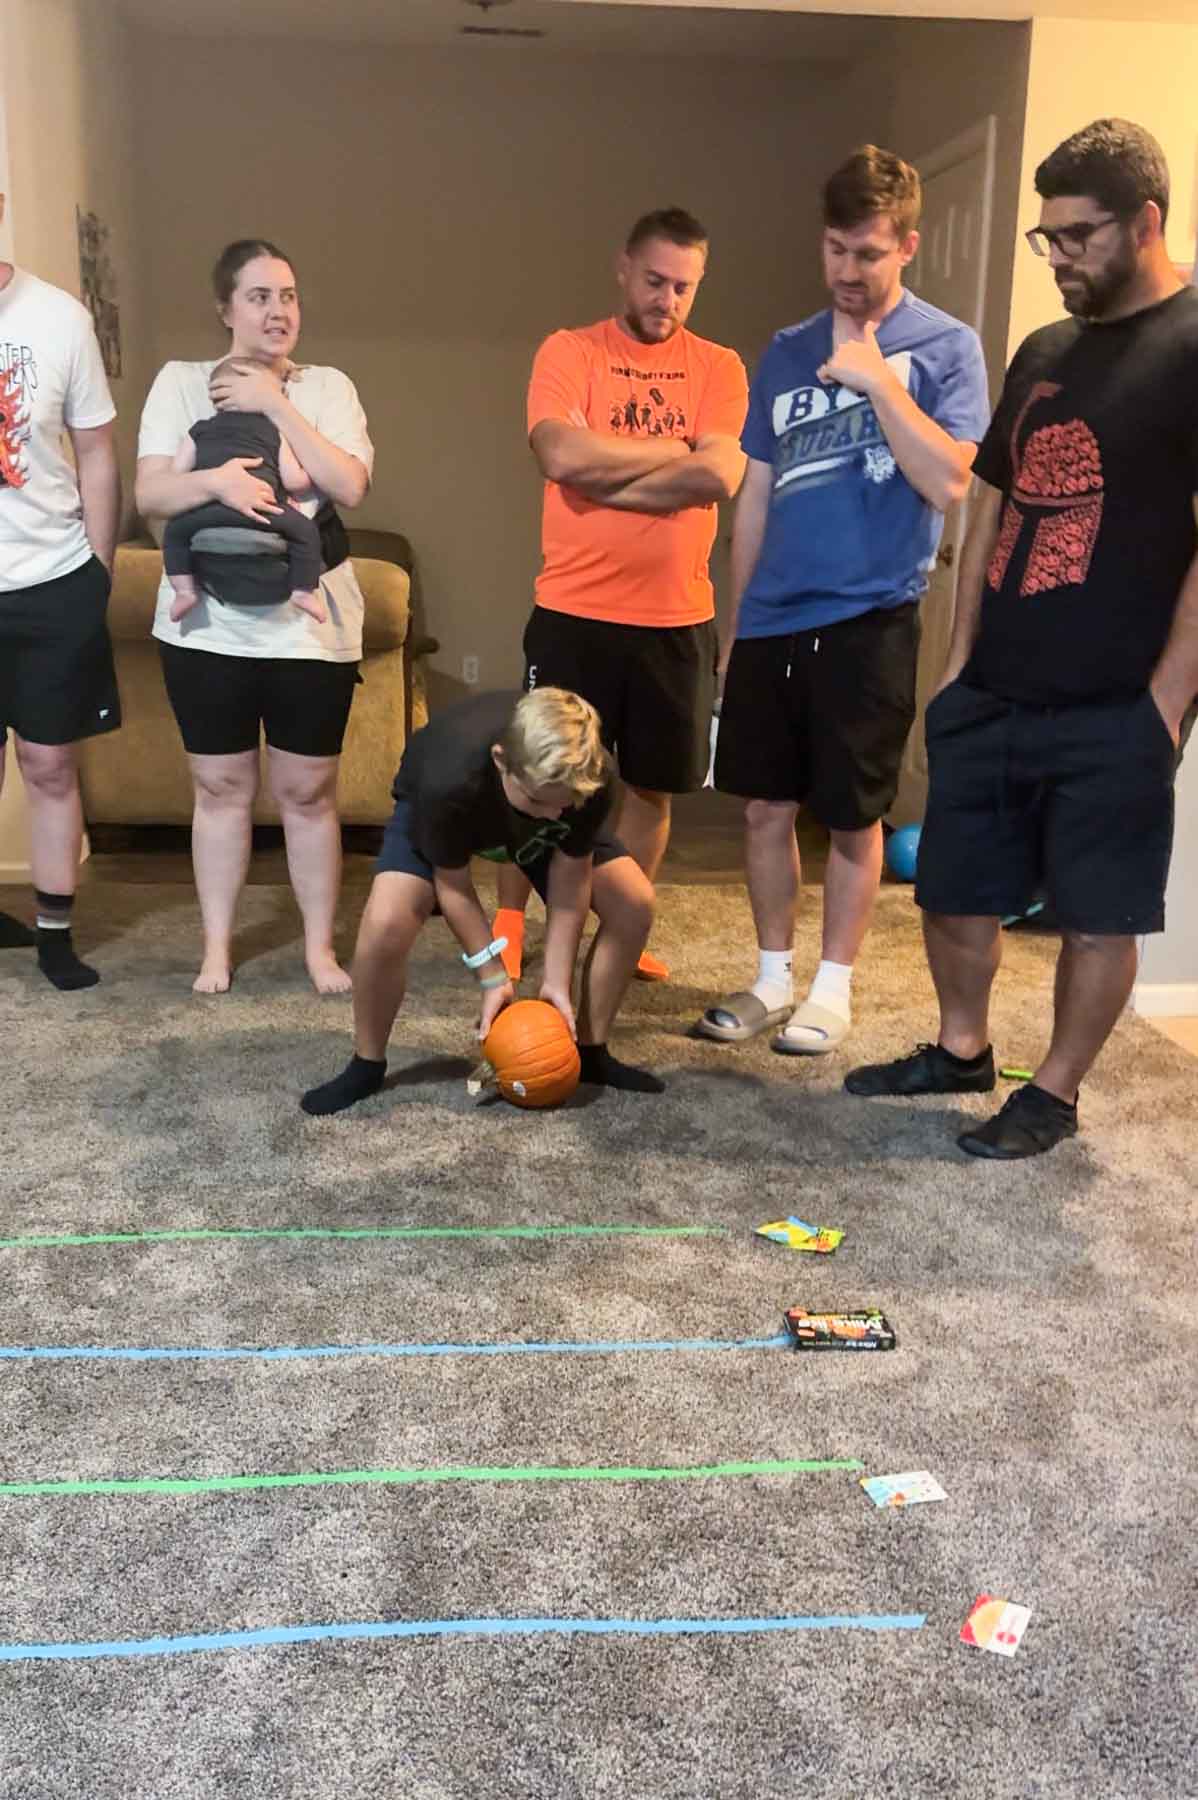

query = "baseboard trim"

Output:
[[1134, 980, 1198, 1018], [0, 860, 31, 882]]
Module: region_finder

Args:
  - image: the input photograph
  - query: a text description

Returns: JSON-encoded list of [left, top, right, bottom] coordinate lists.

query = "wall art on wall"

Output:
[[76, 205, 122, 379]]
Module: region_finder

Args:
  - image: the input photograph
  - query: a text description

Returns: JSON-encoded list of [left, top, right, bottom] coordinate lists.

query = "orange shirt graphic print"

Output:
[[988, 381, 1104, 597], [0, 364, 30, 489]]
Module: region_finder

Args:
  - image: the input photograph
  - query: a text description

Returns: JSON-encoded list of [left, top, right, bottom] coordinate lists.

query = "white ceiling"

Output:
[[112, 0, 1198, 55], [111, 0, 885, 62]]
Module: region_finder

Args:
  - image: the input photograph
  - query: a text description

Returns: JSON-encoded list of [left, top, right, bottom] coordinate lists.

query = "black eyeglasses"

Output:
[[1025, 215, 1122, 260]]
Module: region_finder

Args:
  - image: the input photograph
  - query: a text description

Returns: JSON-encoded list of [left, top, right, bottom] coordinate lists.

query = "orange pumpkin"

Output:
[[483, 999, 580, 1109]]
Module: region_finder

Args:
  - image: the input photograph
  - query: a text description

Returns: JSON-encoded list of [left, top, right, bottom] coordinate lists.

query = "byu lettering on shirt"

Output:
[[737, 291, 989, 639]]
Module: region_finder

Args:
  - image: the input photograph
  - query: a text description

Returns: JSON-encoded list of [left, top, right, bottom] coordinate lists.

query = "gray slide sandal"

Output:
[[694, 991, 792, 1044], [771, 1000, 850, 1056]]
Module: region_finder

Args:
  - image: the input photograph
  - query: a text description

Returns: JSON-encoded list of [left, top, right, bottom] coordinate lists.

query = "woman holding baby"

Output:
[[136, 239, 373, 995]]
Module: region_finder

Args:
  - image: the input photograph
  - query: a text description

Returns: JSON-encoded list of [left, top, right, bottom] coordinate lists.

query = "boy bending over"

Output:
[[301, 687, 663, 1115]]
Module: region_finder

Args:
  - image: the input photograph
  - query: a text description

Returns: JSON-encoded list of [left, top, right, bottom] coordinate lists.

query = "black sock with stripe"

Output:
[[35, 890, 99, 991]]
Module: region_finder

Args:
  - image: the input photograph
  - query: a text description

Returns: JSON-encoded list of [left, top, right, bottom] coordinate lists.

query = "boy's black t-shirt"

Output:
[[966, 286, 1198, 705], [394, 690, 614, 871]]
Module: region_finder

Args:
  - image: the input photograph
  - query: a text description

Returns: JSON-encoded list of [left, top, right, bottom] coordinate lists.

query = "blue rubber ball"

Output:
[[886, 824, 921, 882]]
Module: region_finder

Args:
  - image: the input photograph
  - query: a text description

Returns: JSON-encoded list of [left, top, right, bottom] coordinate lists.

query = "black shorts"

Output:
[[0, 557, 120, 746], [915, 682, 1188, 935], [158, 641, 359, 758], [522, 606, 716, 794], [715, 605, 919, 830], [376, 793, 628, 905]]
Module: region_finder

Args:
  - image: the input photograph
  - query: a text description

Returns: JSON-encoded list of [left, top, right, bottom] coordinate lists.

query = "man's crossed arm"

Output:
[[531, 412, 745, 515]]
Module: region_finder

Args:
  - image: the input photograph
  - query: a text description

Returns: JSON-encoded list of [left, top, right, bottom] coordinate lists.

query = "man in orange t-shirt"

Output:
[[495, 207, 748, 982]]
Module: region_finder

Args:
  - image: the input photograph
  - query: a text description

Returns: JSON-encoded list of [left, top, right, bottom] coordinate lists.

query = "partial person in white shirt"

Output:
[[0, 191, 122, 990], [136, 238, 374, 996]]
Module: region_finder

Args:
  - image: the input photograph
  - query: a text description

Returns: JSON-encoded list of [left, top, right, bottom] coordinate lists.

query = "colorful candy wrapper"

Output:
[[755, 1216, 844, 1254], [960, 1595, 1032, 1657], [860, 1471, 947, 1508]]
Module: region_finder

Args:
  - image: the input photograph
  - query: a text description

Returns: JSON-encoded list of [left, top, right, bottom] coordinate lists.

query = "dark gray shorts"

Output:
[[915, 681, 1189, 935]]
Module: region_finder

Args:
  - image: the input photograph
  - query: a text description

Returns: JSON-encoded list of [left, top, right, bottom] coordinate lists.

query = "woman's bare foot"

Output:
[[193, 954, 232, 994], [306, 948, 352, 995], [291, 588, 327, 623], [170, 577, 201, 622]]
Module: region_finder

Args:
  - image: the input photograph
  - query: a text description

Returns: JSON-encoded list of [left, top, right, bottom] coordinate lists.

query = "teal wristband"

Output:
[[478, 971, 509, 991], [463, 936, 508, 970]]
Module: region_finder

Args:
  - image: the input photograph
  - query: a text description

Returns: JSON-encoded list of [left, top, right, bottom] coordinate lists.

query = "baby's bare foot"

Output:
[[170, 582, 200, 623], [292, 588, 327, 623]]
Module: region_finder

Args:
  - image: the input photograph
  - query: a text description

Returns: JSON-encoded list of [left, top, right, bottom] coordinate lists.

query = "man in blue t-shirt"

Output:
[[696, 146, 989, 1058]]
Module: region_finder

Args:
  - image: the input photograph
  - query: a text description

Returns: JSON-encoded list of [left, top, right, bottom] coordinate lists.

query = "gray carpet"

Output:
[[0, 864, 1196, 1799]]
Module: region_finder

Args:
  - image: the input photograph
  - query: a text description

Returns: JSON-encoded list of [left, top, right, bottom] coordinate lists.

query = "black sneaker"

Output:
[[844, 1041, 996, 1098], [957, 1084, 1078, 1160]]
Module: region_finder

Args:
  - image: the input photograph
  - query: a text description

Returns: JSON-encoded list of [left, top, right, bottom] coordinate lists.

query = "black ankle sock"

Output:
[[301, 1054, 386, 1117], [578, 1043, 665, 1094], [938, 1042, 991, 1070], [1023, 1081, 1078, 1116], [0, 910, 36, 950], [36, 926, 99, 991]]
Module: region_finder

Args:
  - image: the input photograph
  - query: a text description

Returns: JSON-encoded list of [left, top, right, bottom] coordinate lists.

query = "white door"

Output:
[[889, 117, 996, 827]]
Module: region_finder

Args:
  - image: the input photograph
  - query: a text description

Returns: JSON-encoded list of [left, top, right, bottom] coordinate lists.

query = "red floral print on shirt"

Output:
[[0, 364, 29, 489], [987, 499, 1022, 590], [989, 381, 1105, 598]]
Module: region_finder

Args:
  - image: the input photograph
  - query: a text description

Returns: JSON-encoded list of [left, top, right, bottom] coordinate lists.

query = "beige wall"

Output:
[[844, 17, 1031, 396], [1009, 18, 1198, 357], [129, 34, 863, 700]]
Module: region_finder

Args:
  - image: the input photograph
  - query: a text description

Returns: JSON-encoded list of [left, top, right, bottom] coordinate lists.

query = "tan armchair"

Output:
[[76, 544, 419, 826]]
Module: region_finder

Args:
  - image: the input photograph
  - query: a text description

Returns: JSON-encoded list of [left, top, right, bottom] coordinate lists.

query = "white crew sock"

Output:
[[750, 948, 794, 1013], [780, 959, 853, 1046], [809, 958, 853, 1011]]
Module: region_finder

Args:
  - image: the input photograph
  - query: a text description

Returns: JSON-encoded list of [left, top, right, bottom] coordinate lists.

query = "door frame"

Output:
[[886, 114, 998, 828], [912, 114, 998, 340]]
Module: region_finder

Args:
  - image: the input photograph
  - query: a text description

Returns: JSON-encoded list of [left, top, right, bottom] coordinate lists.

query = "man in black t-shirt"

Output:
[[845, 119, 1198, 1159], [301, 687, 661, 1115]]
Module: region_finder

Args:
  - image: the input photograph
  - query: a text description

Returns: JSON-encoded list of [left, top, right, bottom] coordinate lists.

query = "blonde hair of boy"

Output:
[[500, 688, 609, 801]]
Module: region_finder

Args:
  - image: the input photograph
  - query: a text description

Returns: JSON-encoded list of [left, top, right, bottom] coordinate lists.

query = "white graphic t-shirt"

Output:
[[0, 267, 117, 593], [138, 359, 374, 663]]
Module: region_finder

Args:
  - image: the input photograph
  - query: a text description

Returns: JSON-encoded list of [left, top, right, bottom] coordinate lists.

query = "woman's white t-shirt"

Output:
[[138, 360, 374, 662], [0, 268, 117, 592]]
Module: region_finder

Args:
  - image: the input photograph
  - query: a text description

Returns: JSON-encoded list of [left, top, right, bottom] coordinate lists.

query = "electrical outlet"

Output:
[[462, 655, 480, 686]]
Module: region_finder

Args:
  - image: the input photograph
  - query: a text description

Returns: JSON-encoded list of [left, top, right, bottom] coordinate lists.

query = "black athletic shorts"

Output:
[[522, 606, 716, 794], [715, 604, 919, 830], [158, 641, 359, 758], [0, 556, 120, 746], [376, 793, 628, 906], [915, 682, 1191, 935]]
